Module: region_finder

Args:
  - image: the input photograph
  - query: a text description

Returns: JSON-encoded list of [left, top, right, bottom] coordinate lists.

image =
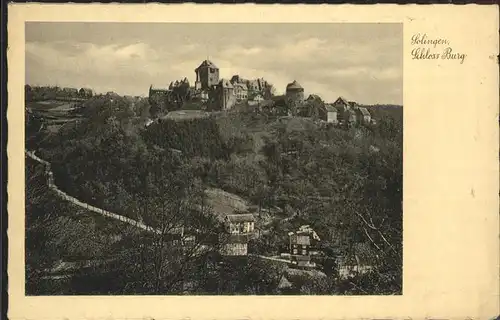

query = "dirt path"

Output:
[[26, 150, 163, 235]]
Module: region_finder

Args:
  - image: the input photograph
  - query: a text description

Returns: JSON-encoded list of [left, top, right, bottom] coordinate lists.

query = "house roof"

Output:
[[79, 88, 93, 94], [307, 94, 322, 101], [233, 82, 248, 90], [226, 213, 256, 223], [335, 96, 350, 106], [357, 107, 371, 116], [63, 87, 78, 92], [349, 101, 359, 108], [325, 104, 337, 112], [286, 80, 304, 91], [195, 59, 218, 70], [230, 75, 247, 84]]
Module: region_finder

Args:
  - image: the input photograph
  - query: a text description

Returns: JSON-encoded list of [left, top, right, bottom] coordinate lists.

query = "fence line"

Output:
[[26, 150, 163, 235]]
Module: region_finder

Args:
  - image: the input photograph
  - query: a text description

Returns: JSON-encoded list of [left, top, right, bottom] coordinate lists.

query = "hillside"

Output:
[[28, 94, 403, 295]]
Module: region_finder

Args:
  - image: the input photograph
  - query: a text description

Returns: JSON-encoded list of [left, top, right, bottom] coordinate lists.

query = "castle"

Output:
[[149, 59, 372, 126], [149, 59, 276, 112]]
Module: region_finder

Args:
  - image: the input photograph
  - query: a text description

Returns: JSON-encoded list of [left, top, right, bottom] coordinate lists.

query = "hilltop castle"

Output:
[[149, 59, 275, 112], [148, 59, 372, 126]]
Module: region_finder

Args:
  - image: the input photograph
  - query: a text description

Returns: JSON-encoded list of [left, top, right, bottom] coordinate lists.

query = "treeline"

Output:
[[141, 117, 254, 160]]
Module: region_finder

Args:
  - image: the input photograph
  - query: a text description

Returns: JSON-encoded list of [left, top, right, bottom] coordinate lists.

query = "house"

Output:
[[79, 88, 93, 98], [325, 104, 338, 124], [226, 213, 255, 234], [288, 225, 320, 257], [355, 107, 371, 125], [333, 96, 350, 112], [221, 213, 256, 256], [222, 234, 252, 256], [289, 231, 311, 256]]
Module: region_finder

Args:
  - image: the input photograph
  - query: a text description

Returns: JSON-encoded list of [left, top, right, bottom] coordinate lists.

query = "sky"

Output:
[[26, 22, 403, 105]]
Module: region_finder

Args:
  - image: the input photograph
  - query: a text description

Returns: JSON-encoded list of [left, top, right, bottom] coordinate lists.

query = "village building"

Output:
[[222, 213, 256, 256], [79, 88, 93, 99], [331, 96, 373, 126], [226, 213, 256, 234], [332, 96, 350, 121], [324, 104, 338, 124], [287, 225, 320, 268], [355, 107, 371, 125]]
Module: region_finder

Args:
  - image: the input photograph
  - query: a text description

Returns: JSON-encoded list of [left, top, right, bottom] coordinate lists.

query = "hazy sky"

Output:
[[26, 22, 402, 105]]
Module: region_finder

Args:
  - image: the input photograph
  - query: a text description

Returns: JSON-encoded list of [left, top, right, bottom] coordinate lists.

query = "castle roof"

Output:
[[233, 82, 248, 90], [219, 79, 233, 89], [286, 80, 304, 91], [226, 213, 256, 223], [195, 59, 218, 71]]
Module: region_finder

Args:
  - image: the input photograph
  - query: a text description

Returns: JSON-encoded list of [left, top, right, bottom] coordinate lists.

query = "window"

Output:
[[293, 249, 298, 254], [302, 250, 307, 255]]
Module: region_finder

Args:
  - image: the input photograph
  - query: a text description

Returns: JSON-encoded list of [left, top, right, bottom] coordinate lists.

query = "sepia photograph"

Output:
[[24, 22, 403, 296]]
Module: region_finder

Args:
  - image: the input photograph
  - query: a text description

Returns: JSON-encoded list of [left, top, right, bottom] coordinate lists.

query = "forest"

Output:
[[26, 94, 403, 295]]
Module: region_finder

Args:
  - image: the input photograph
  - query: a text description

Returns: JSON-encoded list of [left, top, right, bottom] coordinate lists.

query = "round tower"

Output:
[[285, 80, 305, 115]]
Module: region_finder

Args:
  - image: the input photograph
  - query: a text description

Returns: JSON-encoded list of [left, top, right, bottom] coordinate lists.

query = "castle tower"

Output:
[[285, 80, 305, 115], [218, 79, 236, 111], [195, 60, 219, 90]]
